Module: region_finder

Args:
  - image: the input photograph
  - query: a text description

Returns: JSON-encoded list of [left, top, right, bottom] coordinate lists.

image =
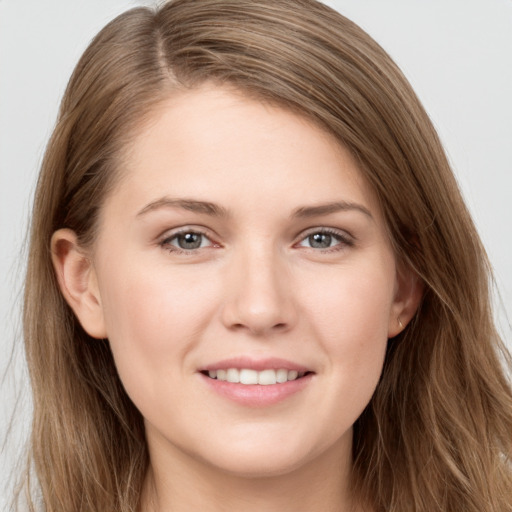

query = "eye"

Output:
[[160, 229, 216, 253], [297, 229, 353, 251]]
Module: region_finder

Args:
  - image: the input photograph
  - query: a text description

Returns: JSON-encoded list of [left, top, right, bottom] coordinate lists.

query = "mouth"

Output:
[[198, 357, 314, 405], [201, 368, 313, 385]]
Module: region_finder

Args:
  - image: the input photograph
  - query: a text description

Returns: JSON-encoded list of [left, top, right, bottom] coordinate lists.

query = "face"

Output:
[[56, 85, 416, 479]]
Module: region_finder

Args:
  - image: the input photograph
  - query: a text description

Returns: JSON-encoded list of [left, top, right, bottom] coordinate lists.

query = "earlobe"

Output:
[[51, 229, 107, 339], [388, 264, 423, 338]]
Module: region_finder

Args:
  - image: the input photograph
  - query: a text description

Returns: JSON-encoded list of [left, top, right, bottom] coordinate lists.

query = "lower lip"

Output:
[[200, 373, 313, 407]]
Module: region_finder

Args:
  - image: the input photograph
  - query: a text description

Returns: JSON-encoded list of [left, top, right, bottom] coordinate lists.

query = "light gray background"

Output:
[[1, 0, 511, 508]]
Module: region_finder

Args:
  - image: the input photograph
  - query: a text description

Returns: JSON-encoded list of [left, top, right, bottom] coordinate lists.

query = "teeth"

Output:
[[226, 368, 240, 383], [288, 370, 298, 380], [276, 369, 288, 383], [240, 369, 258, 384], [258, 369, 276, 385], [208, 368, 305, 385]]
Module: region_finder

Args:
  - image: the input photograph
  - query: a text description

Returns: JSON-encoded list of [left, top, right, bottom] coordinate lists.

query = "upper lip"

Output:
[[200, 356, 312, 373]]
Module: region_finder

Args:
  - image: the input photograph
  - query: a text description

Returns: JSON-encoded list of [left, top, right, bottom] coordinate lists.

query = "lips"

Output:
[[199, 357, 314, 406], [201, 356, 310, 373]]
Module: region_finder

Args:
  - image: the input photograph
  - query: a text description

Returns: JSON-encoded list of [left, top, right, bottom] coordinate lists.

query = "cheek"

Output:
[[303, 261, 395, 393], [308, 263, 394, 340], [99, 258, 214, 339], [95, 259, 217, 397]]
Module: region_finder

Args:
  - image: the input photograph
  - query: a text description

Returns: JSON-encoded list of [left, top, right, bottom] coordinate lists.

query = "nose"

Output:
[[220, 246, 297, 336]]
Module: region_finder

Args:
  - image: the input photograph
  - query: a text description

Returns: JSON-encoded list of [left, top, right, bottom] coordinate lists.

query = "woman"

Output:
[[20, 0, 512, 510]]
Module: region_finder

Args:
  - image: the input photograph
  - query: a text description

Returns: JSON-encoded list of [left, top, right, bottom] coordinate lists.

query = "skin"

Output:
[[52, 85, 421, 511]]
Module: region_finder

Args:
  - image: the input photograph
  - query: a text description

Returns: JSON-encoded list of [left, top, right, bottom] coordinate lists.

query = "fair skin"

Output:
[[52, 85, 421, 512]]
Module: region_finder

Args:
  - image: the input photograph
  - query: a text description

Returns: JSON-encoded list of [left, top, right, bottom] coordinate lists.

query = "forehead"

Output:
[[106, 84, 381, 222]]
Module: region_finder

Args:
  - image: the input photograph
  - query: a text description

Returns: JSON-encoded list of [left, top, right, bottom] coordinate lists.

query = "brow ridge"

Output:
[[292, 201, 373, 219], [137, 197, 372, 220], [137, 197, 229, 217]]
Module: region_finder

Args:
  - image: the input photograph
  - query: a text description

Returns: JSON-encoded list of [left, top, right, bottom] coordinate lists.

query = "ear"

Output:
[[388, 262, 423, 338], [51, 229, 107, 339]]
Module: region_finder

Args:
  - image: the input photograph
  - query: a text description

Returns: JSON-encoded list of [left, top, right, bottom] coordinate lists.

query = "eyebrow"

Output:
[[137, 197, 230, 218], [136, 197, 372, 220], [292, 201, 373, 220]]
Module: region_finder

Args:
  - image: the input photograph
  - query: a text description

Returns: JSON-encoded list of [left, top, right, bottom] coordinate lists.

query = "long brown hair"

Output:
[[21, 1, 512, 510]]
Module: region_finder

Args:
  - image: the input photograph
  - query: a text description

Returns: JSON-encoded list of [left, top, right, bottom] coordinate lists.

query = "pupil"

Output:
[[178, 233, 202, 249], [309, 233, 331, 249]]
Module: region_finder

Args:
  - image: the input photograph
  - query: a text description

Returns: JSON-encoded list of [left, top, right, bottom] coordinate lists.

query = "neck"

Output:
[[141, 434, 364, 512]]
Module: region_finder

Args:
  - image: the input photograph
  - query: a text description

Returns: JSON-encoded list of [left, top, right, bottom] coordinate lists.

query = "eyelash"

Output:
[[295, 228, 354, 253], [159, 227, 217, 255], [158, 227, 354, 255]]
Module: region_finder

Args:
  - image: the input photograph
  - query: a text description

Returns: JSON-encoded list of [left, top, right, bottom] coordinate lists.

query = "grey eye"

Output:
[[161, 229, 216, 253], [307, 233, 334, 249], [175, 232, 204, 250], [297, 229, 352, 251]]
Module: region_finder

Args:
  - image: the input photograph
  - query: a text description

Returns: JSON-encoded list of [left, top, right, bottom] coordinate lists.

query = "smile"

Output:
[[205, 368, 307, 385], [199, 357, 314, 406]]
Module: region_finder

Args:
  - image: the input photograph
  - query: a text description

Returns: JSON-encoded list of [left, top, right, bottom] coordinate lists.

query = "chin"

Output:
[[195, 430, 341, 480], [207, 450, 310, 479]]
